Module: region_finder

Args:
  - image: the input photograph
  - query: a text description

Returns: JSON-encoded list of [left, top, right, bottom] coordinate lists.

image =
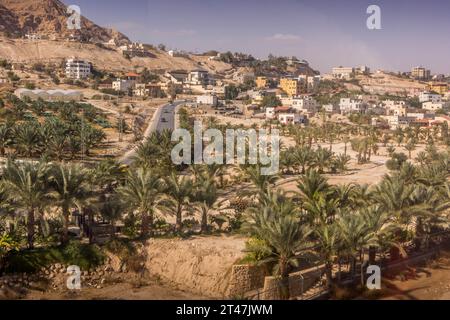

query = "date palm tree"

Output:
[[99, 195, 125, 239], [48, 163, 91, 244], [163, 172, 194, 233], [313, 147, 333, 173], [0, 124, 11, 156], [405, 140, 416, 159], [2, 160, 49, 249], [194, 176, 222, 233], [292, 146, 312, 174], [118, 168, 163, 238], [245, 198, 312, 299], [315, 222, 340, 289], [13, 122, 42, 158], [296, 169, 330, 204]]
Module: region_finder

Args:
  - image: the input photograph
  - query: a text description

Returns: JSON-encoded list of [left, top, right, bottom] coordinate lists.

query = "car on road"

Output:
[[161, 118, 167, 122]]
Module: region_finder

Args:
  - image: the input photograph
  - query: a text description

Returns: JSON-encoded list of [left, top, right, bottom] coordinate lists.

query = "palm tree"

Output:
[[333, 154, 351, 173], [13, 122, 42, 158], [99, 195, 125, 239], [373, 175, 430, 260], [296, 169, 330, 204], [246, 206, 312, 299], [49, 163, 91, 244], [292, 146, 312, 174], [405, 140, 416, 159], [238, 164, 278, 196], [0, 124, 11, 156], [337, 210, 377, 276], [313, 147, 333, 173], [118, 168, 163, 238], [315, 222, 340, 288], [163, 172, 194, 233], [2, 160, 49, 249], [415, 151, 428, 166], [362, 205, 397, 263], [194, 176, 222, 233]]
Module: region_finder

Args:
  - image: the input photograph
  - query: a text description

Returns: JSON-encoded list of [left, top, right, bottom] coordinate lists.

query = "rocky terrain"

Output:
[[0, 0, 129, 43]]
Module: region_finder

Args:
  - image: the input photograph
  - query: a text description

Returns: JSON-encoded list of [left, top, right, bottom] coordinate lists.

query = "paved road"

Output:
[[119, 100, 184, 165]]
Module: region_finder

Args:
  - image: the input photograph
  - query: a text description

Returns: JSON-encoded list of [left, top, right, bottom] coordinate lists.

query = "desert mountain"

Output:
[[0, 0, 129, 43]]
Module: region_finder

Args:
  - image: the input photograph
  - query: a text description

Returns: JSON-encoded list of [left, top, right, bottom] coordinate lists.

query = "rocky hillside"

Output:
[[0, 0, 129, 43]]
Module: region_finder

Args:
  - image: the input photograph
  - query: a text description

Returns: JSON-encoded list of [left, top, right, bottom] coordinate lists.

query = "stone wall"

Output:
[[226, 264, 267, 298], [262, 265, 325, 300]]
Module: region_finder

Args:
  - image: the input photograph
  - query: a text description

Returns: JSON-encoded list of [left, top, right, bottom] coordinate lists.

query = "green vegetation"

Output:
[[3, 241, 105, 273], [0, 96, 109, 160]]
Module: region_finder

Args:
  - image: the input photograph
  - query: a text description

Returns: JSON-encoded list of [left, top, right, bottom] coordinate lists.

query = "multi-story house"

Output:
[[339, 98, 367, 114], [279, 77, 302, 97], [291, 96, 318, 114], [188, 70, 210, 86], [428, 82, 448, 95], [65, 58, 91, 79], [419, 91, 442, 103], [332, 67, 355, 80], [411, 66, 431, 80], [112, 73, 138, 92]]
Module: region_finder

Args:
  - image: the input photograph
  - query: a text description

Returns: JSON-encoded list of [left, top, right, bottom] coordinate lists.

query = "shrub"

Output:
[[3, 241, 105, 273]]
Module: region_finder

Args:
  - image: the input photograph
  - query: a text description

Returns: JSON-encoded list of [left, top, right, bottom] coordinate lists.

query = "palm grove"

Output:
[[1, 100, 450, 299]]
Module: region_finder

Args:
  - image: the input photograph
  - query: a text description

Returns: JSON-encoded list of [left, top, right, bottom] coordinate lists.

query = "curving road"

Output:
[[119, 100, 184, 165]]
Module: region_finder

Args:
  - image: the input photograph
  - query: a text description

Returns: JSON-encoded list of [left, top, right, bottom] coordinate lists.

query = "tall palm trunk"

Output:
[[368, 246, 376, 264], [27, 209, 35, 249], [201, 203, 208, 233], [141, 211, 149, 238], [62, 206, 70, 244], [325, 261, 333, 289], [279, 259, 290, 300]]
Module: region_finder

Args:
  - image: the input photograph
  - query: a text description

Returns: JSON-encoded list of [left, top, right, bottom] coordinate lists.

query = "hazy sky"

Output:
[[66, 0, 450, 74]]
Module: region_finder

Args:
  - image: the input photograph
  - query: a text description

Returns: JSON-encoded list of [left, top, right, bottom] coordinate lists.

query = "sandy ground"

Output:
[[277, 141, 431, 192], [0, 37, 231, 74], [23, 278, 206, 300], [359, 72, 427, 95], [380, 249, 450, 300]]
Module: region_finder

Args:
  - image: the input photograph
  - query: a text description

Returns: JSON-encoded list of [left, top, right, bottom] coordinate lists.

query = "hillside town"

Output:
[[2, 0, 450, 305]]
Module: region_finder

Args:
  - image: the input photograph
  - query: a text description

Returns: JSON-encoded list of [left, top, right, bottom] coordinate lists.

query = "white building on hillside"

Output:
[[196, 94, 218, 106], [278, 113, 306, 125], [419, 92, 442, 103], [291, 96, 318, 113], [339, 98, 367, 114], [112, 79, 135, 92], [266, 107, 276, 119], [422, 101, 448, 111], [65, 58, 91, 79], [323, 104, 340, 114], [332, 67, 355, 80]]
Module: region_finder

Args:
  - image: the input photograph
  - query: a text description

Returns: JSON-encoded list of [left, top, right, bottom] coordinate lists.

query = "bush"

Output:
[[240, 237, 272, 264], [25, 82, 36, 90], [386, 152, 408, 171], [3, 241, 105, 273]]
